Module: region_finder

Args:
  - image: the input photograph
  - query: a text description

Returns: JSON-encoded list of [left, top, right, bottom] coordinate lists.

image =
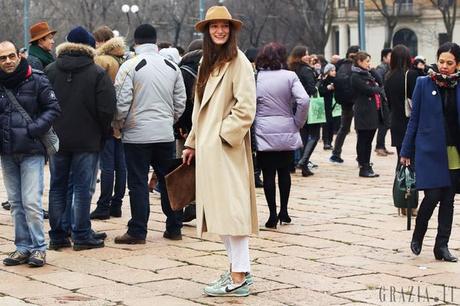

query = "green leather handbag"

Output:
[[392, 165, 418, 230], [392, 165, 418, 209]]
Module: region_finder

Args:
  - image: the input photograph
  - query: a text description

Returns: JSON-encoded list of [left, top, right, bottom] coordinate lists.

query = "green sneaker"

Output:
[[3, 250, 30, 266], [209, 272, 254, 287], [204, 280, 250, 297]]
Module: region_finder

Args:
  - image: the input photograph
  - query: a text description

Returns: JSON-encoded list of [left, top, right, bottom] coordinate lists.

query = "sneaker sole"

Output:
[[28, 261, 45, 267], [3, 259, 28, 266], [73, 243, 105, 251], [204, 289, 249, 297]]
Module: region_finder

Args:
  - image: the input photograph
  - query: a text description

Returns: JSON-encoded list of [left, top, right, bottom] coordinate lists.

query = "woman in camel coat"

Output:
[[182, 5, 257, 297]]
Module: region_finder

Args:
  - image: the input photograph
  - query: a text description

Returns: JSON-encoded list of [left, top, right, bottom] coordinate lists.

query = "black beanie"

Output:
[[134, 24, 157, 45]]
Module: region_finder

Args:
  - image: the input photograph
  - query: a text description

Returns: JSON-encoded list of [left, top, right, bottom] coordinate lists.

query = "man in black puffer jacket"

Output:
[[44, 26, 116, 252], [0, 40, 60, 267]]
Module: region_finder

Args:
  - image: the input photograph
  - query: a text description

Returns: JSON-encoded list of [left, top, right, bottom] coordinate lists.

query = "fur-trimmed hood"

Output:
[[96, 37, 126, 57], [56, 42, 96, 58], [55, 42, 96, 72]]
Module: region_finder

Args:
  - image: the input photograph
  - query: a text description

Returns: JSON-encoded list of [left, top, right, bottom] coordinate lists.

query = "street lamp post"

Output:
[[23, 0, 30, 49], [358, 0, 366, 50]]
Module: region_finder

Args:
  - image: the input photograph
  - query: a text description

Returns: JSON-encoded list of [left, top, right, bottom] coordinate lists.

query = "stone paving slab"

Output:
[[1, 131, 460, 305]]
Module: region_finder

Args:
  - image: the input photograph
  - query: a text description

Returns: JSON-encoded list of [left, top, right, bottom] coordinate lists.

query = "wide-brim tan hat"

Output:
[[30, 21, 57, 43], [195, 6, 243, 33]]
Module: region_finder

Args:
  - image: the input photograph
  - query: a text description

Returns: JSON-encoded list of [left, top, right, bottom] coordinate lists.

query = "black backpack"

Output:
[[333, 60, 354, 105]]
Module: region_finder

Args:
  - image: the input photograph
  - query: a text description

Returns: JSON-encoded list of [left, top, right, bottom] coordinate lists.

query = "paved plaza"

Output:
[[0, 131, 459, 306]]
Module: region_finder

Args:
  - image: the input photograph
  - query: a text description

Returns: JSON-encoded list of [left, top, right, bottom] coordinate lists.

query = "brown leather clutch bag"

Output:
[[165, 162, 196, 211]]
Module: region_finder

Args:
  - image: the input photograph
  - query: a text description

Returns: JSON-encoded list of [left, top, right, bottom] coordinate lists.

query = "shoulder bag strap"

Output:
[[180, 65, 197, 78], [405, 70, 409, 102], [2, 86, 34, 124]]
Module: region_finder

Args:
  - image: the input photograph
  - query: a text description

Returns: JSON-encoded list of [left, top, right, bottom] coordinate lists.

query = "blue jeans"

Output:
[[97, 137, 126, 208], [1, 154, 46, 253], [48, 152, 99, 242], [62, 157, 100, 235], [124, 142, 182, 239]]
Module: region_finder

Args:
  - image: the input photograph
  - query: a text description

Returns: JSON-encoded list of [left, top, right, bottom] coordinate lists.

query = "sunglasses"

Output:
[[0, 53, 18, 63]]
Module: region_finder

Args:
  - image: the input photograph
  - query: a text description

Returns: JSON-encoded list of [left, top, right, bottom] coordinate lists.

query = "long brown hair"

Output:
[[287, 45, 307, 72], [196, 22, 238, 101]]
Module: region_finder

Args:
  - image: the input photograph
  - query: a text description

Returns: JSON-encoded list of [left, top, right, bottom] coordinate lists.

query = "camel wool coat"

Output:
[[185, 50, 258, 237]]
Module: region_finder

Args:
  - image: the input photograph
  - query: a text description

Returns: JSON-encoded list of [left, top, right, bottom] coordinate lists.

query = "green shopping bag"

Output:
[[332, 100, 342, 117], [307, 95, 326, 124]]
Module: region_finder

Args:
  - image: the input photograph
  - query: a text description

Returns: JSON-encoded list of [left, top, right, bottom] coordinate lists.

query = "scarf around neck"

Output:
[[0, 58, 32, 89], [28, 44, 54, 68], [428, 68, 460, 89]]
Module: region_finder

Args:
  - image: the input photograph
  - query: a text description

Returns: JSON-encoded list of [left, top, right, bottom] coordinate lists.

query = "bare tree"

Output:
[[370, 0, 404, 48], [283, 0, 335, 54], [431, 0, 457, 42]]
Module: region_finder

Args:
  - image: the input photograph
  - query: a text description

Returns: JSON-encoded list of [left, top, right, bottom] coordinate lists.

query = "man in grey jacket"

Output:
[[114, 24, 186, 244]]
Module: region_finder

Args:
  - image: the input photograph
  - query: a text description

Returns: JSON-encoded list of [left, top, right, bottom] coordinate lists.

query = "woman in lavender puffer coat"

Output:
[[254, 42, 309, 228]]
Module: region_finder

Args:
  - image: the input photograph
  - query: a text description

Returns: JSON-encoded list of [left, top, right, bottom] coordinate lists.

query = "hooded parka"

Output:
[[185, 50, 258, 237]]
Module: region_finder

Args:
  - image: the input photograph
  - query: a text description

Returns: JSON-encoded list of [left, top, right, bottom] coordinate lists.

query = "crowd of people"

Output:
[[0, 4, 459, 298]]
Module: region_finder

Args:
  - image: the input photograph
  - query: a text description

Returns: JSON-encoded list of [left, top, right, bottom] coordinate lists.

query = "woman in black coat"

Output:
[[384, 45, 412, 158], [288, 45, 319, 177], [351, 52, 384, 177]]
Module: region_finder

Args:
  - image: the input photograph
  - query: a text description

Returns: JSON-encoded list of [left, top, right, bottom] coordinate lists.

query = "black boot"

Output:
[[265, 202, 278, 229], [359, 164, 379, 178], [433, 246, 458, 262], [297, 138, 318, 169], [410, 221, 427, 255], [301, 164, 314, 177], [90, 204, 110, 220], [183, 203, 196, 222]]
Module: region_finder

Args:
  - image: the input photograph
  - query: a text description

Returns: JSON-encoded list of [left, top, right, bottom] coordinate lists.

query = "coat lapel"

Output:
[[200, 62, 230, 110]]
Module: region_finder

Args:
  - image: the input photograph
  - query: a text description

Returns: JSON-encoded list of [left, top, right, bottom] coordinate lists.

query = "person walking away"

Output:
[[401, 42, 460, 262], [351, 52, 385, 178], [254, 42, 309, 228], [113, 24, 186, 244], [182, 6, 258, 297], [0, 40, 60, 266], [90, 26, 127, 220], [330, 45, 360, 163], [45, 26, 116, 251]]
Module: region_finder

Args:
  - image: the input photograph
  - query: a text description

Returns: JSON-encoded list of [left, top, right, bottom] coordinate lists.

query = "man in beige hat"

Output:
[[28, 21, 56, 71]]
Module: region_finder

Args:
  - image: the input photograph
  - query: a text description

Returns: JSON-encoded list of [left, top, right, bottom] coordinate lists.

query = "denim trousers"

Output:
[[48, 152, 99, 242], [124, 142, 182, 239], [97, 137, 126, 208], [1, 154, 46, 253]]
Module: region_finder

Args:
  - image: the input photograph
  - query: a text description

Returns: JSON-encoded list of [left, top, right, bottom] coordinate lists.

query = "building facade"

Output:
[[325, 0, 460, 65]]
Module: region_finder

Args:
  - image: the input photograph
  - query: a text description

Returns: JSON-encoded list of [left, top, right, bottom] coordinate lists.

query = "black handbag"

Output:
[[3, 86, 59, 155], [392, 165, 418, 230]]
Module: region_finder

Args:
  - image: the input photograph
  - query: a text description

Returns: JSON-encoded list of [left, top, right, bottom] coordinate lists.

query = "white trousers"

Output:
[[220, 235, 250, 273]]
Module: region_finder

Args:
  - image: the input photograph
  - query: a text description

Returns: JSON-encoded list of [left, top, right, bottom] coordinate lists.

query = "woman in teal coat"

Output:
[[401, 42, 460, 262]]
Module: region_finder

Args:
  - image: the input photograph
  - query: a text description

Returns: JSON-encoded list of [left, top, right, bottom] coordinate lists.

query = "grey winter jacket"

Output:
[[254, 69, 309, 151], [114, 44, 186, 143]]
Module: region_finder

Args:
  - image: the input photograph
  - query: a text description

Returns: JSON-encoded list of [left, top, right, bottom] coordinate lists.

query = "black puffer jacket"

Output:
[[45, 42, 116, 152], [0, 70, 61, 155]]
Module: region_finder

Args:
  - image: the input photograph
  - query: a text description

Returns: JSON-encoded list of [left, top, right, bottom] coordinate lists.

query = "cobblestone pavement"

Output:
[[1, 131, 460, 306]]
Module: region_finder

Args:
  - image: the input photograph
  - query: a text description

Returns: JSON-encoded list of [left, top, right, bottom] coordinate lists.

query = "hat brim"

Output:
[[29, 30, 57, 43], [195, 19, 242, 33]]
